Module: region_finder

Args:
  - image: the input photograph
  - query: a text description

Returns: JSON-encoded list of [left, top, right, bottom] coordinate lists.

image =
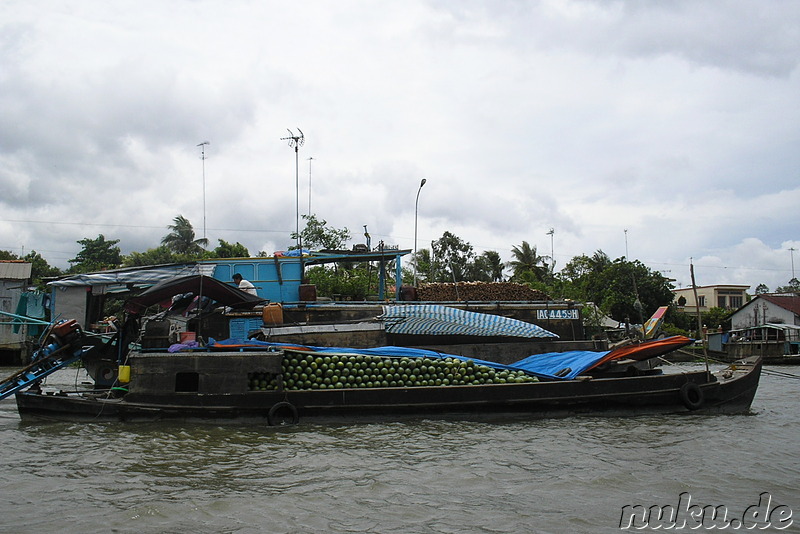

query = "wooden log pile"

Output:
[[416, 282, 550, 302]]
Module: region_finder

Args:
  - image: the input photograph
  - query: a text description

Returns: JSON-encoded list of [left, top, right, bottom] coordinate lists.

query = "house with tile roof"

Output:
[[729, 294, 800, 329]]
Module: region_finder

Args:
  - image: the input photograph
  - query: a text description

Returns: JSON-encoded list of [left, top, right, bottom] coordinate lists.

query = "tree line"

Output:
[[1, 215, 252, 287], [3, 213, 797, 332]]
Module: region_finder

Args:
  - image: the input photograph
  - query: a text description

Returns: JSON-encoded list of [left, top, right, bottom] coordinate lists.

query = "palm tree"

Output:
[[508, 241, 549, 282], [481, 250, 505, 281], [161, 215, 208, 255]]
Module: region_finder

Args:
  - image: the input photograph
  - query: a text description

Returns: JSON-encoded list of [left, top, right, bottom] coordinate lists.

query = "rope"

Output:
[[762, 368, 800, 380]]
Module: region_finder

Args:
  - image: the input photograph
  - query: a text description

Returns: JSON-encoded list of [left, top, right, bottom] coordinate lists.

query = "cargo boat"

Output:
[[11, 350, 762, 424], [2, 277, 763, 425]]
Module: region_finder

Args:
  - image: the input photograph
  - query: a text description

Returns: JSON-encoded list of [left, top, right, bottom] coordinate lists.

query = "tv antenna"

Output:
[[281, 129, 304, 249], [197, 141, 210, 243]]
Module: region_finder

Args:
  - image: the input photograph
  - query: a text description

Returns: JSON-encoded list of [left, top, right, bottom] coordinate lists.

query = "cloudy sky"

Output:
[[1, 0, 798, 290]]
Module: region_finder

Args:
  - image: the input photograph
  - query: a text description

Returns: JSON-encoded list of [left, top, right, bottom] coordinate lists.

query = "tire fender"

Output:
[[679, 382, 704, 411], [268, 401, 299, 426]]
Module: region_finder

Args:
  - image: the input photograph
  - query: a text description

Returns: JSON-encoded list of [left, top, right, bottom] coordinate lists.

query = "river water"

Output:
[[1, 363, 798, 534]]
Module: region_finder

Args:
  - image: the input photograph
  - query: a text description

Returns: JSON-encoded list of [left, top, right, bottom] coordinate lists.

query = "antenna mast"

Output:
[[281, 129, 305, 249], [197, 141, 210, 243]]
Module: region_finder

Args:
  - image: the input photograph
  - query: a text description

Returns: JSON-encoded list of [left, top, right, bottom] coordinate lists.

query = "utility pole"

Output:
[[307, 157, 314, 216], [546, 228, 554, 275], [281, 129, 304, 249], [790, 247, 797, 279], [624, 228, 629, 259]]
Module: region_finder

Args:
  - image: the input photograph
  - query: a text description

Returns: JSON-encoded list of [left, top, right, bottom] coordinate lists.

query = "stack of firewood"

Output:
[[416, 282, 549, 301]]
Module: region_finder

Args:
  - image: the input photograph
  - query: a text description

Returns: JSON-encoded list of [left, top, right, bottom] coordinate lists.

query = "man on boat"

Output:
[[232, 274, 257, 296]]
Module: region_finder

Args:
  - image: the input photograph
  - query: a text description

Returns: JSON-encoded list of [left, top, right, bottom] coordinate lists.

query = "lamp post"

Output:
[[413, 178, 427, 286]]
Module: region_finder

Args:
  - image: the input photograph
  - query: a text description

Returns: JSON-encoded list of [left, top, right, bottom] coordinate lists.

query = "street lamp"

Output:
[[413, 178, 427, 286]]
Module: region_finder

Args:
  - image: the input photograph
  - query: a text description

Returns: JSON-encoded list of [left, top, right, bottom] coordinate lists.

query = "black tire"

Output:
[[268, 401, 299, 426], [680, 382, 704, 411]]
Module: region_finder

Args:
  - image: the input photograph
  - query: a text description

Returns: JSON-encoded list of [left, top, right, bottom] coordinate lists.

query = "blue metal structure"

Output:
[[0, 322, 94, 401], [207, 257, 304, 302], [206, 248, 412, 302]]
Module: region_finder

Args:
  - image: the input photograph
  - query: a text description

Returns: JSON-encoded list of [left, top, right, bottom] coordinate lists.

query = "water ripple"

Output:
[[1, 367, 798, 533]]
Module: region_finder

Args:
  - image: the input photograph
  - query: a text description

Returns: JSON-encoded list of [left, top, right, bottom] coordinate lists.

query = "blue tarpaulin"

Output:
[[511, 350, 611, 380], [206, 339, 612, 380], [207, 338, 527, 373]]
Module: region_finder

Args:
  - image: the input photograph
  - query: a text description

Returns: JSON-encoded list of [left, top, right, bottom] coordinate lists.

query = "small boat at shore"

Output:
[[1, 277, 763, 425]]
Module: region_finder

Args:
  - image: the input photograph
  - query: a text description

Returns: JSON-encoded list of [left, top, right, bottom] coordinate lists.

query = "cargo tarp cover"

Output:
[[380, 304, 558, 339], [511, 350, 611, 380], [48, 263, 214, 288], [513, 336, 693, 379]]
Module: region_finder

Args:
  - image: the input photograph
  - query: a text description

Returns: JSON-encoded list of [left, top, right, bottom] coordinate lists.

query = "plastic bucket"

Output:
[[179, 331, 196, 344], [118, 365, 131, 384], [262, 303, 284, 326]]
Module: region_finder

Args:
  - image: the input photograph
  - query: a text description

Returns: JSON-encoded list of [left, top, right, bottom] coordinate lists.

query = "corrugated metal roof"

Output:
[[380, 304, 558, 339], [48, 263, 215, 288], [0, 261, 32, 280]]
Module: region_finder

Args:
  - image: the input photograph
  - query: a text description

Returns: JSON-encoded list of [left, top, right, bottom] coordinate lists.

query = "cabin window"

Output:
[[175, 372, 200, 392]]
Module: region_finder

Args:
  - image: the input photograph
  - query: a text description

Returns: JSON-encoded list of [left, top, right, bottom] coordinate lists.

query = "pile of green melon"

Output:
[[247, 353, 538, 391]]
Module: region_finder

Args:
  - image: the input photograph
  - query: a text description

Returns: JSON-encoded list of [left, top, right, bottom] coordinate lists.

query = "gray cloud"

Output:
[[0, 0, 797, 290]]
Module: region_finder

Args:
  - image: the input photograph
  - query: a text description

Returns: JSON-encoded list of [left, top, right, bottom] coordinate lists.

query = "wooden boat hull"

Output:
[[15, 357, 762, 424]]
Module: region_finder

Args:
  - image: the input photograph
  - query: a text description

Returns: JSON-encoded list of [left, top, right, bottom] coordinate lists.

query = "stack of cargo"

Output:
[[248, 353, 539, 391]]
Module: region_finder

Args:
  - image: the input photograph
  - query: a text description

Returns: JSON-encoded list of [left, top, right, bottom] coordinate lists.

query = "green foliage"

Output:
[[123, 245, 191, 267], [666, 306, 732, 338], [471, 250, 504, 282], [407, 248, 432, 284], [701, 306, 733, 331], [555, 251, 673, 323], [0, 250, 19, 261], [775, 278, 800, 294], [161, 215, 208, 256], [431, 231, 474, 282], [580, 304, 607, 339], [213, 239, 250, 258], [305, 265, 376, 300], [25, 250, 62, 287], [508, 241, 549, 283], [290, 214, 350, 250], [754, 283, 769, 294], [68, 234, 122, 273]]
